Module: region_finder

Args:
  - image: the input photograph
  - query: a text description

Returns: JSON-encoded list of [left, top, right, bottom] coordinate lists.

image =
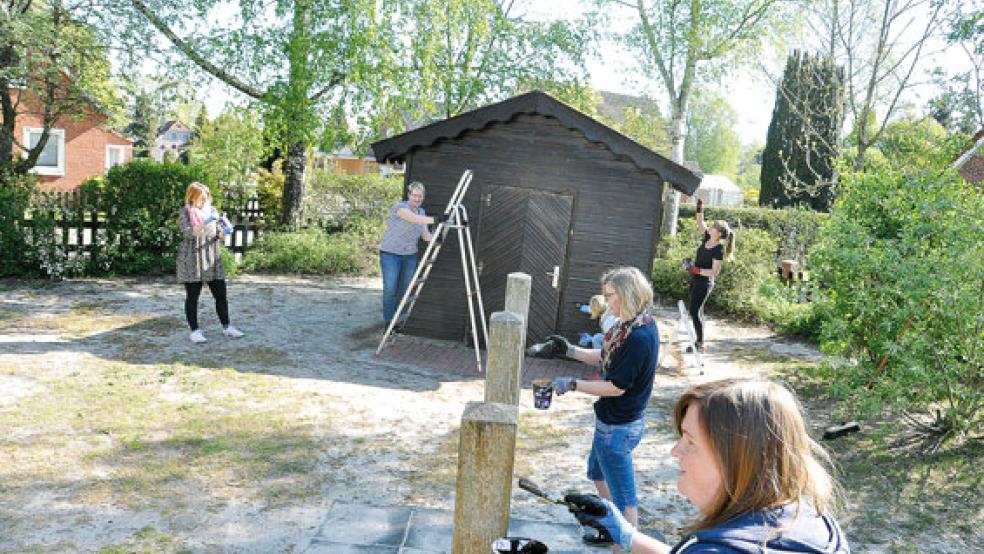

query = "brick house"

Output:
[[954, 128, 984, 186], [152, 120, 192, 162], [9, 87, 133, 191]]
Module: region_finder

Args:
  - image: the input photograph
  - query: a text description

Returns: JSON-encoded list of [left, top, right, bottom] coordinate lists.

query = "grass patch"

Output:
[[0, 361, 333, 514], [777, 366, 984, 550]]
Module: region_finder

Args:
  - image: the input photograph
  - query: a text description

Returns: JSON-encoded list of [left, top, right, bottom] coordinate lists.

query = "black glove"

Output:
[[564, 493, 635, 551], [547, 334, 573, 358], [696, 198, 704, 214], [431, 213, 449, 224]]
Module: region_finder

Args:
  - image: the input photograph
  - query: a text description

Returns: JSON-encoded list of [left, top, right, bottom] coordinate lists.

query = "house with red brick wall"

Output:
[[8, 87, 133, 191], [954, 128, 984, 186]]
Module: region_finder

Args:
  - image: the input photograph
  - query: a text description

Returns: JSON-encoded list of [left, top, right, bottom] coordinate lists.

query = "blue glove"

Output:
[[564, 494, 635, 552], [203, 214, 219, 224], [552, 376, 576, 396], [580, 304, 592, 314]]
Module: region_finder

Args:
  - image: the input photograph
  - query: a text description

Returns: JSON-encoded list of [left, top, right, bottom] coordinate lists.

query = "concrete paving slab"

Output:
[[313, 503, 412, 548], [403, 507, 453, 552]]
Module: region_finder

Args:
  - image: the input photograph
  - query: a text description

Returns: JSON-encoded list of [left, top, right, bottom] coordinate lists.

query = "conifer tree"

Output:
[[760, 51, 845, 211]]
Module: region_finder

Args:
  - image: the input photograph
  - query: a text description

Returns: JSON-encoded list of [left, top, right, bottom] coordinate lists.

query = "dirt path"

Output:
[[0, 275, 890, 552]]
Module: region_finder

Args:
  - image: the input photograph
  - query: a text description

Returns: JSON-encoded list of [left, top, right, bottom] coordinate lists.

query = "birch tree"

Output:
[[597, 0, 794, 236]]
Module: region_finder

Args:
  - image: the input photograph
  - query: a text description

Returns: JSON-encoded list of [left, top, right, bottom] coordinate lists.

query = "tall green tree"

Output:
[[684, 91, 741, 179], [1, 0, 118, 172], [119, 0, 380, 228], [363, 0, 593, 144], [760, 50, 845, 211], [116, 0, 590, 228], [596, 0, 795, 236], [188, 107, 264, 193]]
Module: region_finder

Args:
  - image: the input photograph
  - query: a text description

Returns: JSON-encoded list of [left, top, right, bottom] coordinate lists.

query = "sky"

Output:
[[188, 0, 976, 147]]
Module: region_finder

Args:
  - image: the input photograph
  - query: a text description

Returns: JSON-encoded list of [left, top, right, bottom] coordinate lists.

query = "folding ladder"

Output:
[[376, 170, 489, 373]]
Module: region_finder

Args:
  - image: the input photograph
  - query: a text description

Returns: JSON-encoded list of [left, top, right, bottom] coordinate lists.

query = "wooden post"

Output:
[[452, 401, 518, 554], [484, 311, 524, 405], [504, 272, 532, 344]]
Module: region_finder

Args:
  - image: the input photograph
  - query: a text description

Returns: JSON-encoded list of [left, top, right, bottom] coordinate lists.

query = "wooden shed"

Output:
[[371, 91, 701, 345]]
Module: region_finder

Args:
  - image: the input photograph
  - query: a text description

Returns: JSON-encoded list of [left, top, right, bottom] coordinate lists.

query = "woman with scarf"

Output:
[[547, 266, 660, 548], [177, 182, 244, 343]]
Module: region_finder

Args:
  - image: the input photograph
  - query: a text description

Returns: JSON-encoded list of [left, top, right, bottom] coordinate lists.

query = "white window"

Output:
[[23, 128, 65, 176], [106, 145, 126, 170]]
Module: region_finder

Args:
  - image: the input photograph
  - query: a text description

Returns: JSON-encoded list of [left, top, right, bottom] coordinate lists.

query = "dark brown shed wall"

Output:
[[402, 114, 663, 343]]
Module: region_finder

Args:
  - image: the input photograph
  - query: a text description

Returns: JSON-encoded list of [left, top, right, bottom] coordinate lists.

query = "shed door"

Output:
[[477, 185, 573, 345]]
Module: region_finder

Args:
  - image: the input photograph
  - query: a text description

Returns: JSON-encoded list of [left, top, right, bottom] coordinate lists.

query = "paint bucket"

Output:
[[491, 537, 549, 553], [532, 379, 553, 410]]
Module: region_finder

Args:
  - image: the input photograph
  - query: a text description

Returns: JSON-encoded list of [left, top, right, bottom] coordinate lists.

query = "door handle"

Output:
[[546, 266, 560, 288]]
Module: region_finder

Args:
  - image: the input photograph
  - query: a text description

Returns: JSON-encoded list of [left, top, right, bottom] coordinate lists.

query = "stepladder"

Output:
[[677, 300, 704, 374], [376, 170, 489, 373]]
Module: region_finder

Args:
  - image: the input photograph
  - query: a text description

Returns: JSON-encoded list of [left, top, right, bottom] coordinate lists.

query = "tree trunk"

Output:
[[0, 44, 19, 170], [659, 103, 687, 237], [280, 141, 306, 229]]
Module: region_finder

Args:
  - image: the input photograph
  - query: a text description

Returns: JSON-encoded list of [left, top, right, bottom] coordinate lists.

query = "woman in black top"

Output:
[[686, 199, 735, 351]]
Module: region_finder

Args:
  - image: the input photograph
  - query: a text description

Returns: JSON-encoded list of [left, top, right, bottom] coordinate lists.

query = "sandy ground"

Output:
[[0, 275, 944, 552]]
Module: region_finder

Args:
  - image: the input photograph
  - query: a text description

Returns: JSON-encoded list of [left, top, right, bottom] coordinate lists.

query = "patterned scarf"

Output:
[[601, 308, 655, 373]]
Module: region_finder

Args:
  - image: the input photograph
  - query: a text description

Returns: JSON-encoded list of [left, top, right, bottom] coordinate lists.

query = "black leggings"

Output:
[[688, 277, 714, 347], [184, 280, 229, 330]]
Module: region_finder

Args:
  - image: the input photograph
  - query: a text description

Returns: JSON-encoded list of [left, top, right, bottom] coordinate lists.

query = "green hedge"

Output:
[[677, 204, 827, 263], [653, 224, 819, 336], [80, 160, 217, 275]]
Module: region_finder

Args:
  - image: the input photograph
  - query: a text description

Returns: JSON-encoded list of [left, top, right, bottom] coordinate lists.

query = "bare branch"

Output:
[[130, 0, 265, 100]]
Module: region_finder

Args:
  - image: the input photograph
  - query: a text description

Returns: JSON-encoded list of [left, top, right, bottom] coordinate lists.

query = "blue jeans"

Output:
[[586, 417, 645, 511], [380, 251, 418, 324]]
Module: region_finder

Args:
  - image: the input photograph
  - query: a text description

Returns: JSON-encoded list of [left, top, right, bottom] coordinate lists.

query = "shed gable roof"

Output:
[[370, 91, 701, 195]]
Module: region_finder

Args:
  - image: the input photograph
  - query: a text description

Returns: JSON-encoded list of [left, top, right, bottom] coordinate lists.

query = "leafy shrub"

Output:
[[255, 160, 285, 225], [80, 160, 214, 274], [810, 162, 983, 441], [241, 228, 361, 275], [677, 204, 827, 264], [652, 224, 818, 335], [302, 169, 402, 230]]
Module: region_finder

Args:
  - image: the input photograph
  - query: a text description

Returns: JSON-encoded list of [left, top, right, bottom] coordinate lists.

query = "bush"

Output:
[[677, 204, 827, 264], [302, 169, 402, 230], [0, 170, 36, 276], [652, 224, 819, 336], [810, 162, 983, 441], [81, 160, 215, 275], [241, 228, 361, 275], [255, 160, 285, 225]]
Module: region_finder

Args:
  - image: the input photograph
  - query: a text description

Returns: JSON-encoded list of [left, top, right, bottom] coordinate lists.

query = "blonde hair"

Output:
[[185, 182, 211, 207], [588, 294, 607, 319], [673, 379, 838, 534], [601, 266, 653, 320], [713, 220, 736, 261]]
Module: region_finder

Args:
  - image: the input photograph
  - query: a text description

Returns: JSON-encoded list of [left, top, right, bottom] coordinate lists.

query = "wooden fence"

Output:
[[22, 194, 266, 260]]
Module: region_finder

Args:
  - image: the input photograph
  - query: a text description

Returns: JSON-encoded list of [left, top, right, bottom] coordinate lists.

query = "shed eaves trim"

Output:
[[370, 91, 702, 195]]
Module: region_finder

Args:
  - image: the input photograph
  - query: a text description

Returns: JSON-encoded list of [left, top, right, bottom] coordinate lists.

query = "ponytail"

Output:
[[713, 220, 736, 262]]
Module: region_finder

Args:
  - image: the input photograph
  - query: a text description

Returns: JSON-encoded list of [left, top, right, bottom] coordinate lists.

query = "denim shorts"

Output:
[[586, 417, 645, 510]]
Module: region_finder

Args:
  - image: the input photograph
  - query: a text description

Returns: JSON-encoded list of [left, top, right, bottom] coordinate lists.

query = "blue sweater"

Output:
[[671, 504, 850, 553], [593, 321, 658, 424]]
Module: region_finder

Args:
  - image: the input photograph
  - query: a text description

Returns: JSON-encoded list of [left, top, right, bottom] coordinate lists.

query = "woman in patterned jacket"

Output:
[[177, 182, 244, 343]]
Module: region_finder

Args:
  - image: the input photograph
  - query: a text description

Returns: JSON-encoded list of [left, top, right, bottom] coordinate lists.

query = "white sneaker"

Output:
[[223, 325, 244, 339], [190, 329, 207, 343]]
